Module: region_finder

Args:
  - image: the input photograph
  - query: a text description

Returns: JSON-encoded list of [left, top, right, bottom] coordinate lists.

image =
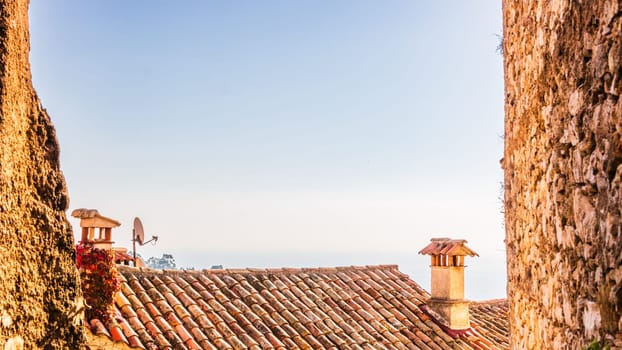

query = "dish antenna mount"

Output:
[[132, 217, 158, 266]]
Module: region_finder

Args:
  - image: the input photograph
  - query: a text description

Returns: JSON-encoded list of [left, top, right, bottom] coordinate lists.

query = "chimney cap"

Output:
[[71, 208, 121, 228], [418, 238, 479, 257]]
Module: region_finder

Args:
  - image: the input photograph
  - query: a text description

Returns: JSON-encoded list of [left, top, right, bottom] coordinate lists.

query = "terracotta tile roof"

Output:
[[468, 300, 509, 349], [114, 250, 135, 264], [91, 265, 507, 350], [113, 248, 147, 268], [418, 238, 479, 257]]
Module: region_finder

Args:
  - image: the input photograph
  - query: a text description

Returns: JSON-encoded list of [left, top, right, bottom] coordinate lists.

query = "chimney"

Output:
[[418, 238, 479, 330], [72, 208, 122, 324], [71, 208, 121, 250]]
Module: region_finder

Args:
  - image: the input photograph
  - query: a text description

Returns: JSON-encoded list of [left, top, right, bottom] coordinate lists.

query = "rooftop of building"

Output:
[[87, 264, 508, 350]]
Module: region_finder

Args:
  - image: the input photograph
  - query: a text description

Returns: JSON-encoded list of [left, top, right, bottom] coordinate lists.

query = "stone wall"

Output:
[[85, 327, 133, 350], [0, 0, 84, 348], [503, 0, 622, 348]]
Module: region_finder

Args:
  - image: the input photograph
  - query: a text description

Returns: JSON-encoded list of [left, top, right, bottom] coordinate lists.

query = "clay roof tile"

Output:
[[418, 238, 479, 257]]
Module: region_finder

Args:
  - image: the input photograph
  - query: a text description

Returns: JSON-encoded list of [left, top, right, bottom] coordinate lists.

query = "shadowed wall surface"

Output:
[[0, 0, 83, 348], [503, 1, 622, 348]]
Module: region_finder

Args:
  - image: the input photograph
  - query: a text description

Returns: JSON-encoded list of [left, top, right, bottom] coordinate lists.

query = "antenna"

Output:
[[132, 217, 158, 267]]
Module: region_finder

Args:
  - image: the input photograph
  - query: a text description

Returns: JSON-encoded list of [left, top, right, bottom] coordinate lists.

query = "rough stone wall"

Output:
[[85, 328, 133, 350], [0, 0, 84, 348], [503, 0, 622, 348]]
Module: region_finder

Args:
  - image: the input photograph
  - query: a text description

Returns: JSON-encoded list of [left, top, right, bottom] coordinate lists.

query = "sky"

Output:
[[28, 1, 505, 298]]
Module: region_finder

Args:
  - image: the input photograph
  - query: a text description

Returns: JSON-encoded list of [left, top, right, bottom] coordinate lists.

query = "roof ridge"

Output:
[[117, 263, 400, 275], [471, 298, 508, 304]]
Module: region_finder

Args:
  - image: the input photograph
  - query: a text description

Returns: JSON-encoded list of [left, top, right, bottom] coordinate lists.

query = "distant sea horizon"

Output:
[[167, 250, 507, 301]]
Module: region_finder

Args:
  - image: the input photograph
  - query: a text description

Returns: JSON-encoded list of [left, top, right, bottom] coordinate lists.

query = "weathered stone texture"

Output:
[[85, 327, 133, 350], [0, 0, 84, 348], [503, 0, 622, 348]]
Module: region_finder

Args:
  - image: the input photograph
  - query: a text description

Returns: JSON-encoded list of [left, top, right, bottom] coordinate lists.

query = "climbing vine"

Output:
[[76, 243, 120, 323]]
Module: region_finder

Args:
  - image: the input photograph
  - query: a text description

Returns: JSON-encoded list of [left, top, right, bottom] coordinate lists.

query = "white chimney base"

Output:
[[427, 298, 470, 330]]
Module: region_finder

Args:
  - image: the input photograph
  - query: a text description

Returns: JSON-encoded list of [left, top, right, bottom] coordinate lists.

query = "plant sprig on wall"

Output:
[[583, 340, 611, 350]]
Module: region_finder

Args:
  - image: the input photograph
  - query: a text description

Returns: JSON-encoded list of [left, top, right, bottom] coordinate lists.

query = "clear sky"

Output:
[[29, 1, 505, 296]]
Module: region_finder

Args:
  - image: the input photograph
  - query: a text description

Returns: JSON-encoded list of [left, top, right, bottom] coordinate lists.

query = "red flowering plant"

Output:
[[76, 242, 120, 324]]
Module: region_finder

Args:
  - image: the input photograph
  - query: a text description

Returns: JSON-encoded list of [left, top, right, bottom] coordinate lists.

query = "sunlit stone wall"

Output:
[[503, 1, 622, 348], [0, 0, 84, 348]]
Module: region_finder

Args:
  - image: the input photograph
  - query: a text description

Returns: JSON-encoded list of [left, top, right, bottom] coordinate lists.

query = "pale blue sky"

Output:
[[29, 1, 505, 296]]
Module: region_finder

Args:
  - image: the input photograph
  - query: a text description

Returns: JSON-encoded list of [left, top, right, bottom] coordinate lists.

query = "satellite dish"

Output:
[[131, 216, 158, 267], [133, 217, 145, 245]]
